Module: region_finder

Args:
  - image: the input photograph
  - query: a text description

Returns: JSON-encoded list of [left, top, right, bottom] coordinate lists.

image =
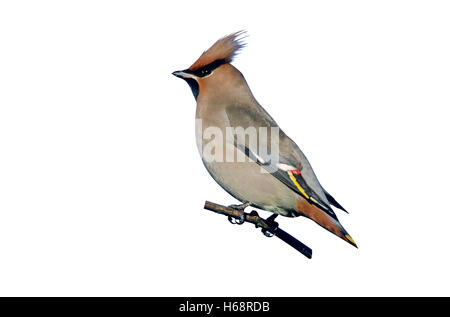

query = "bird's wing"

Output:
[[225, 104, 339, 220]]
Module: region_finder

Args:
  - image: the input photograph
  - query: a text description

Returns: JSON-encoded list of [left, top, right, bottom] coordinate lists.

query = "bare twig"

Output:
[[204, 201, 313, 259]]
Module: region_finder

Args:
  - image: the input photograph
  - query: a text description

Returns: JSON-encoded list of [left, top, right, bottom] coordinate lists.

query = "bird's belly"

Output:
[[203, 159, 299, 216], [195, 116, 299, 216]]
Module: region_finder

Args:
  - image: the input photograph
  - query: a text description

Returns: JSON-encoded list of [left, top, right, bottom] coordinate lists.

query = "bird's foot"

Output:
[[227, 202, 250, 225], [227, 214, 245, 225], [261, 214, 279, 238]]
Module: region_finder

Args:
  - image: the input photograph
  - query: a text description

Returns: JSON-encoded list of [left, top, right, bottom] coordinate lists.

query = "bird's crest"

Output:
[[189, 31, 247, 71]]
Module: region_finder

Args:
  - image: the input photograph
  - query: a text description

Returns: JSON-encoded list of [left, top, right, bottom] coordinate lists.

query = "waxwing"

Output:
[[172, 31, 357, 248]]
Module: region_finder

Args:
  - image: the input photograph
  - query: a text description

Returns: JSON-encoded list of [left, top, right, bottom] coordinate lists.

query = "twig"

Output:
[[204, 201, 313, 259]]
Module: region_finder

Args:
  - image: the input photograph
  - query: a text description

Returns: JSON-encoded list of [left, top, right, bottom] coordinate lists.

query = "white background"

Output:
[[1, 1, 449, 296]]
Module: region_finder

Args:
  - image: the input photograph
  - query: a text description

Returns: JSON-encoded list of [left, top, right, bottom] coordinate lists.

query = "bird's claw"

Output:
[[262, 229, 275, 237], [227, 202, 248, 225], [227, 214, 245, 225]]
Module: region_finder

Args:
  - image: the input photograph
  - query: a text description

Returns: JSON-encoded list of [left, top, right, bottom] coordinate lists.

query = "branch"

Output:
[[204, 201, 312, 259]]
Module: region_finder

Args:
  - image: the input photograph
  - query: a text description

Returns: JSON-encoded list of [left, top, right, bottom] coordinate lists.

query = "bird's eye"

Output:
[[201, 68, 211, 76]]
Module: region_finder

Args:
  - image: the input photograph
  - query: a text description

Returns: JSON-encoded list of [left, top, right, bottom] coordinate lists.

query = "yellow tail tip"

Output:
[[345, 234, 358, 248]]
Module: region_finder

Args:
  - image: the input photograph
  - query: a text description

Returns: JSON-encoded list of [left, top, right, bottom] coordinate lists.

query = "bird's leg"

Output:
[[266, 213, 278, 224], [228, 202, 251, 210], [227, 202, 250, 225], [262, 214, 279, 237]]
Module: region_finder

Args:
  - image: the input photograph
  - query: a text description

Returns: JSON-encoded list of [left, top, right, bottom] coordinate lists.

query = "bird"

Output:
[[172, 31, 357, 248]]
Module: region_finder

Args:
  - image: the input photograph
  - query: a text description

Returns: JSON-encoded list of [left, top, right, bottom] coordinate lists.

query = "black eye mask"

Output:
[[184, 59, 227, 78], [178, 59, 227, 100]]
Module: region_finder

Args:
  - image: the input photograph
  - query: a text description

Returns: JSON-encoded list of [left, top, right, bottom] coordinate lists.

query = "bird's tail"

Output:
[[295, 199, 357, 248]]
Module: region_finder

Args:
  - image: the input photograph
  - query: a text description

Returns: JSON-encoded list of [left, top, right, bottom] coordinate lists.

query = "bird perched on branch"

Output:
[[172, 31, 357, 248]]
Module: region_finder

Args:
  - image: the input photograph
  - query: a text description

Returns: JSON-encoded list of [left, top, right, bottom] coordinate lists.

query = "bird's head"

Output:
[[172, 31, 247, 100]]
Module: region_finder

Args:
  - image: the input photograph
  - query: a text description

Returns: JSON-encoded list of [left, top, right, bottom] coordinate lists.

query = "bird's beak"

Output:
[[172, 70, 196, 80]]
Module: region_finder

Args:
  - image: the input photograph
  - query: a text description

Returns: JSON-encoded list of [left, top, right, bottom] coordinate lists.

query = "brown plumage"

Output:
[[189, 31, 246, 71]]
